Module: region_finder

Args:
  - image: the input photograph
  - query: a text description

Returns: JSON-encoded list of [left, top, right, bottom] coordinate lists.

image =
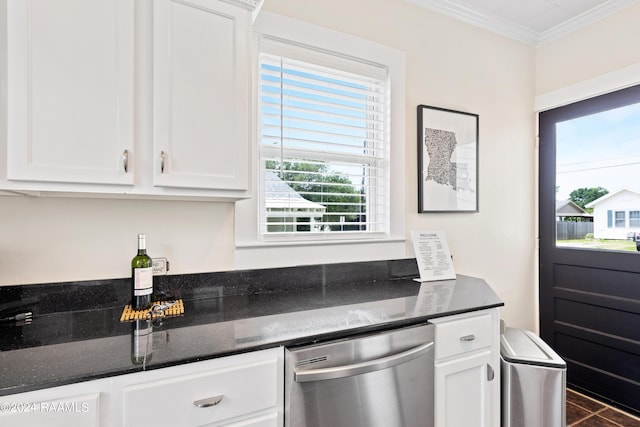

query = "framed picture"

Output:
[[417, 105, 479, 213]]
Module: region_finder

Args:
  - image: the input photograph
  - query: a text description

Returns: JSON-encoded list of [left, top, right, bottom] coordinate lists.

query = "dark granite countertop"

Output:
[[0, 259, 503, 396]]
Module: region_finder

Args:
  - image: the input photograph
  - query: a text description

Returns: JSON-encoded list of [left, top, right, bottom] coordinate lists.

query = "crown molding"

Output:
[[406, 0, 639, 47], [405, 0, 540, 45], [539, 0, 639, 45]]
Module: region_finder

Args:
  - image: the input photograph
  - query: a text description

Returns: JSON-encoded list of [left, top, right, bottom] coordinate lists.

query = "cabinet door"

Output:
[[6, 0, 135, 185], [153, 0, 249, 191], [434, 349, 494, 427]]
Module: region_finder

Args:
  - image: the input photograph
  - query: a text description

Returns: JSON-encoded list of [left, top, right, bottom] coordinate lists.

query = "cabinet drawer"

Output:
[[123, 357, 279, 427], [433, 312, 494, 360]]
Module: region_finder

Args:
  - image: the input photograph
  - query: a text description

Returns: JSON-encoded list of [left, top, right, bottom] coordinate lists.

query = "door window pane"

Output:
[[556, 102, 640, 251]]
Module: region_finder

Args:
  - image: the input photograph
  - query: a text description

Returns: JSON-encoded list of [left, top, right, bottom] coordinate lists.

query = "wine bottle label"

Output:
[[133, 267, 153, 296]]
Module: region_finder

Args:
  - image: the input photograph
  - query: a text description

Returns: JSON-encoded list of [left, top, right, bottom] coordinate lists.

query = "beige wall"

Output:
[[261, 0, 538, 328], [536, 3, 640, 96], [0, 196, 235, 285], [0, 0, 558, 331]]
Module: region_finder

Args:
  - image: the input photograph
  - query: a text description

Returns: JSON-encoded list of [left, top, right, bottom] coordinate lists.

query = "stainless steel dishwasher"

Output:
[[285, 323, 435, 427]]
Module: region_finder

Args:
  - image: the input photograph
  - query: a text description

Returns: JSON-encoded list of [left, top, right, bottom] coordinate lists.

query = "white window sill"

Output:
[[234, 236, 407, 270]]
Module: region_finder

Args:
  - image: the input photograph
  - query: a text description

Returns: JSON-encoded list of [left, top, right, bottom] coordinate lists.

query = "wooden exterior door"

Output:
[[539, 84, 640, 416]]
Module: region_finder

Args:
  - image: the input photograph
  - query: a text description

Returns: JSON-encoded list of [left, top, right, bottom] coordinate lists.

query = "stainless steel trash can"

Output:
[[501, 327, 567, 427]]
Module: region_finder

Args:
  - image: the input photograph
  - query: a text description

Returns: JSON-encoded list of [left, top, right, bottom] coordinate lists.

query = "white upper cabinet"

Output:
[[6, 0, 135, 186], [2, 0, 259, 199], [153, 0, 249, 191]]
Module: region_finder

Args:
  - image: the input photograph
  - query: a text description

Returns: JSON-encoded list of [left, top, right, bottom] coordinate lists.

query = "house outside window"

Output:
[[615, 211, 626, 228], [630, 210, 640, 228]]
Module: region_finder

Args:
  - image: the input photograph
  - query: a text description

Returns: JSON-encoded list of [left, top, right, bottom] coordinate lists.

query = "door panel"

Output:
[[539, 84, 640, 417]]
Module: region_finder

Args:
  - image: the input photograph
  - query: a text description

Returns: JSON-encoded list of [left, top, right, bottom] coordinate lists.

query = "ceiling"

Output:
[[406, 0, 639, 46]]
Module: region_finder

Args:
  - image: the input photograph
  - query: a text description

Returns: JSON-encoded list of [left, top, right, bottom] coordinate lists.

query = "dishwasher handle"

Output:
[[294, 341, 434, 383]]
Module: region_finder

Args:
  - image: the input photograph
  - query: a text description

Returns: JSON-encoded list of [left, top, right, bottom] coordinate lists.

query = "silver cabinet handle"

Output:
[[460, 334, 476, 342], [294, 341, 434, 383], [123, 150, 129, 173], [160, 151, 166, 173], [487, 363, 495, 381], [193, 395, 223, 408]]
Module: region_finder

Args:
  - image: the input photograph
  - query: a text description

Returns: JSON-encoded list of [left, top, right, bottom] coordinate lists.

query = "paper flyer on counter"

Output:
[[411, 230, 456, 282]]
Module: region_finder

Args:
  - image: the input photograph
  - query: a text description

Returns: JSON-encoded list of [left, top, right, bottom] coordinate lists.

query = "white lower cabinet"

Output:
[[435, 349, 493, 427], [115, 347, 284, 427], [0, 378, 112, 427], [431, 308, 500, 427], [0, 347, 283, 427]]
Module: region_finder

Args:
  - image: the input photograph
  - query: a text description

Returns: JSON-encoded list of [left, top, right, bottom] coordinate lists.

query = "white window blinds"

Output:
[[259, 37, 390, 237]]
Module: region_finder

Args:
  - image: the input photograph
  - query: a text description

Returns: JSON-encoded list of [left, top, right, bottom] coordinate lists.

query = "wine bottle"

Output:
[[131, 233, 153, 310]]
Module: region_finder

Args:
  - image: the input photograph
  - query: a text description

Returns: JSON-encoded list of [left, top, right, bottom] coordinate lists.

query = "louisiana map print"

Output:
[[424, 128, 458, 189], [423, 127, 473, 192]]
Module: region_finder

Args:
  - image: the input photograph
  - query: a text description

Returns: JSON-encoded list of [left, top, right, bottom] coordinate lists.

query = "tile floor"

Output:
[[567, 389, 640, 427]]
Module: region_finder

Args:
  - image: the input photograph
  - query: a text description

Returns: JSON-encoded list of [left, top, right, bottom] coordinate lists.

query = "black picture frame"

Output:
[[417, 105, 479, 213]]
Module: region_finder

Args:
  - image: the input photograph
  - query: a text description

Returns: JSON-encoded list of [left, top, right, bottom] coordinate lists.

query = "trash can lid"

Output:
[[500, 327, 566, 368]]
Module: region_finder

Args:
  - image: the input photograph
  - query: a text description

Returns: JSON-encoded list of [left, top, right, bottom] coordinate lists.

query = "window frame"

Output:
[[234, 11, 406, 269], [257, 37, 390, 241]]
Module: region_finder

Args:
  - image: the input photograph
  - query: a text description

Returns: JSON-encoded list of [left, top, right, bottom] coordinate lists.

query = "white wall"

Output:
[[2, 0, 543, 330]]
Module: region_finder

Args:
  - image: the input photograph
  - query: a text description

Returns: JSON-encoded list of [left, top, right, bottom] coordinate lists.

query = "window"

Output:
[[258, 38, 388, 239], [234, 12, 405, 269], [630, 211, 640, 227], [615, 211, 626, 228]]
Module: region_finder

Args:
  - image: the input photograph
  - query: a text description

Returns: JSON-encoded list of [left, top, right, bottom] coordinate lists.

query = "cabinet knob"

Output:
[[160, 151, 166, 173], [459, 334, 476, 342], [123, 150, 129, 173], [193, 395, 223, 408]]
